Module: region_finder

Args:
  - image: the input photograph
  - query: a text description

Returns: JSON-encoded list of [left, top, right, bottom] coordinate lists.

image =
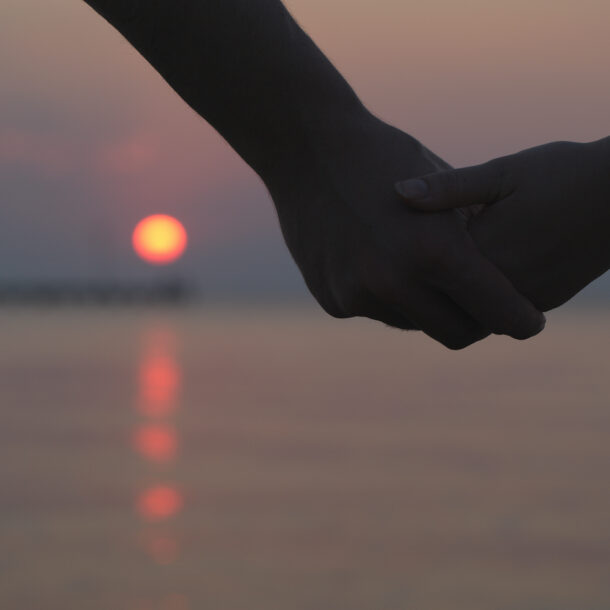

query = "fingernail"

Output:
[[395, 179, 429, 199]]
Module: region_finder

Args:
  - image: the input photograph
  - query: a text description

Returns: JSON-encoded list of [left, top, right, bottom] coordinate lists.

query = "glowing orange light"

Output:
[[132, 214, 187, 265], [138, 354, 181, 417], [133, 424, 177, 462], [137, 485, 183, 521]]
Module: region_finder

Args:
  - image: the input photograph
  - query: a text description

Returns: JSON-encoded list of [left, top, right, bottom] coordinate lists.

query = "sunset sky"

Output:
[[1, 0, 609, 299]]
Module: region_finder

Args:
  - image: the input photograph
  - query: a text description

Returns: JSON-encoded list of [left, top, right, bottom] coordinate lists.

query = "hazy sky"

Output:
[[1, 0, 609, 300]]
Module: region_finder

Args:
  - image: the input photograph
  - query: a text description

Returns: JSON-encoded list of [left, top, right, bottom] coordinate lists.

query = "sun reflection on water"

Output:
[[137, 485, 184, 522], [131, 321, 189, 605], [137, 354, 181, 417], [139, 530, 181, 566], [133, 424, 178, 463]]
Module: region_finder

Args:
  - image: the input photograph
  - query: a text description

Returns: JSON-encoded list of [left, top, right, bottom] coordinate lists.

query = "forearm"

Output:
[[592, 135, 610, 228], [82, 0, 369, 182]]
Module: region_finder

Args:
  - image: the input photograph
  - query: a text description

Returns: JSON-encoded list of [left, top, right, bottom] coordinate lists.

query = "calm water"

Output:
[[0, 305, 608, 610]]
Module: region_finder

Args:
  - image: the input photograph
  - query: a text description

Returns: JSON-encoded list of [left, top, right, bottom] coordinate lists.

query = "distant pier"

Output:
[[0, 279, 197, 305]]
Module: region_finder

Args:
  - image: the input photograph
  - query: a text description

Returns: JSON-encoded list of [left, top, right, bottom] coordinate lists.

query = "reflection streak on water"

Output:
[[133, 423, 177, 463], [137, 354, 181, 417], [137, 484, 184, 522], [130, 321, 189, 608], [143, 533, 180, 566]]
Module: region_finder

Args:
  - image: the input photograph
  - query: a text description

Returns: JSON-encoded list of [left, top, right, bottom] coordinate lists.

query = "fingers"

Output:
[[431, 234, 546, 340], [397, 289, 491, 350], [395, 161, 507, 211], [365, 286, 491, 350], [394, 166, 544, 340]]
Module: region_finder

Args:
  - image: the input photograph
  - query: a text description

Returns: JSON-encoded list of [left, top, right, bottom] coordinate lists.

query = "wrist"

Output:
[[588, 136, 610, 217], [587, 135, 610, 174], [257, 102, 373, 189]]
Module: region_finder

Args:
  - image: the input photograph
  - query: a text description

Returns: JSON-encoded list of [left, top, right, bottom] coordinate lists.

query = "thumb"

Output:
[[395, 161, 505, 211]]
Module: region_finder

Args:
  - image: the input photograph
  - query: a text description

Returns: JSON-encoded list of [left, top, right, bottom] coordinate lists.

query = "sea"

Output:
[[0, 304, 608, 610]]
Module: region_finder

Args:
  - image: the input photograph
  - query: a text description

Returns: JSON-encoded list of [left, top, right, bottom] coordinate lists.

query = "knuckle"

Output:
[[484, 298, 538, 339], [443, 338, 471, 351], [441, 329, 488, 351], [505, 311, 542, 340], [436, 170, 463, 200]]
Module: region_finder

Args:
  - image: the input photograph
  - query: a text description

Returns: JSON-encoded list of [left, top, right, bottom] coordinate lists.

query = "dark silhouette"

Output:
[[79, 0, 607, 349], [396, 140, 610, 311]]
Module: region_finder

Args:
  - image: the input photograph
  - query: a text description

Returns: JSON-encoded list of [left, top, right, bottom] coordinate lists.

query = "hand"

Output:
[[265, 113, 545, 349], [396, 139, 610, 311], [82, 0, 544, 350]]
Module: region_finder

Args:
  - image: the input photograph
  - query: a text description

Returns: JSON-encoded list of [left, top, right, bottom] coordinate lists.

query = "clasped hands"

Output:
[[269, 113, 609, 349], [80, 0, 608, 350]]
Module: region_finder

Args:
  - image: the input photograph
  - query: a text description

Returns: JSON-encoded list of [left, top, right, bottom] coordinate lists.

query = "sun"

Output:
[[132, 214, 187, 265]]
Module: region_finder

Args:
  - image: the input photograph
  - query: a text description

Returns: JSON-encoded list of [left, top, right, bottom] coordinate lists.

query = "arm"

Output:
[[83, 0, 370, 180], [83, 0, 545, 348], [396, 138, 610, 310]]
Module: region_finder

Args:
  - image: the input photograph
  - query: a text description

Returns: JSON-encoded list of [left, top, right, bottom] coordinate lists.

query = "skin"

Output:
[[81, 0, 545, 349], [396, 139, 610, 312]]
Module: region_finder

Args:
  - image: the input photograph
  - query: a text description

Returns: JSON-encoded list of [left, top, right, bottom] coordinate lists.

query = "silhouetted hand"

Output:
[[266, 114, 545, 349], [82, 0, 545, 349], [396, 139, 610, 311]]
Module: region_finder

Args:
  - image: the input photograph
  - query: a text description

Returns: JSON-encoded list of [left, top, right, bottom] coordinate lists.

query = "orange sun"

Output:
[[133, 214, 187, 265]]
